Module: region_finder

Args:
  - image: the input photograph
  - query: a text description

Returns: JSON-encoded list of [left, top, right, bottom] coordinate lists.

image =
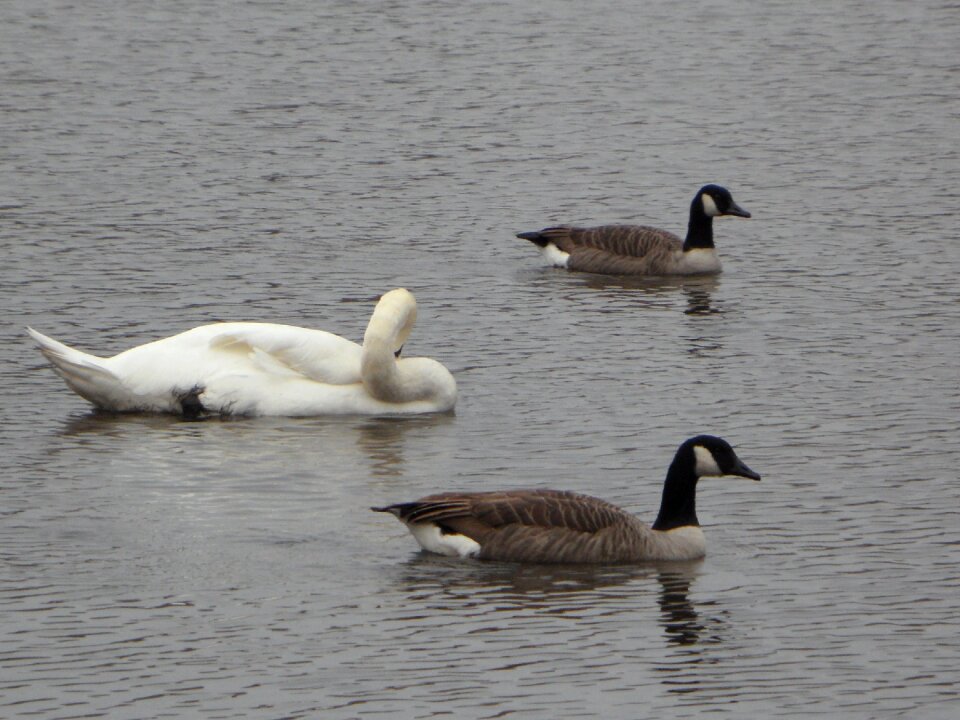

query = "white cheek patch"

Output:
[[409, 523, 481, 558], [701, 194, 721, 217], [694, 445, 723, 476], [539, 242, 570, 267]]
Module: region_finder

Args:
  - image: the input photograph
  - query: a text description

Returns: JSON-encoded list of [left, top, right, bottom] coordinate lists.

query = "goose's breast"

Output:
[[677, 249, 722, 274], [646, 526, 706, 560]]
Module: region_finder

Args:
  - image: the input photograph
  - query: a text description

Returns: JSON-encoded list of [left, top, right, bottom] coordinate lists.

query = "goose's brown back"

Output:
[[529, 225, 684, 275], [385, 489, 653, 563]]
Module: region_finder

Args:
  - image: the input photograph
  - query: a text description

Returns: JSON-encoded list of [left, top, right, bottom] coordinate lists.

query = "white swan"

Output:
[[28, 288, 458, 417]]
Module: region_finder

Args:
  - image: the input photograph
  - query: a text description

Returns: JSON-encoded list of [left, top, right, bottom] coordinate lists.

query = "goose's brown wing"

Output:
[[530, 225, 683, 275], [376, 490, 643, 562], [383, 489, 622, 531], [536, 225, 681, 257]]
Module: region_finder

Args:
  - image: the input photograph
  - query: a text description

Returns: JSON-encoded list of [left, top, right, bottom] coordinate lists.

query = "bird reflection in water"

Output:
[[58, 410, 454, 481], [576, 274, 722, 317], [657, 568, 714, 646], [682, 286, 719, 316], [58, 409, 190, 438], [355, 414, 455, 478], [388, 555, 723, 647]]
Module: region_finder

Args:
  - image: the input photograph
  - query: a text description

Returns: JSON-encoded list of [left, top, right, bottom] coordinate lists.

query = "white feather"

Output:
[[28, 289, 457, 416], [539, 242, 570, 267], [694, 445, 723, 476], [655, 526, 706, 559], [701, 193, 720, 217], [678, 248, 721, 274], [409, 523, 481, 558]]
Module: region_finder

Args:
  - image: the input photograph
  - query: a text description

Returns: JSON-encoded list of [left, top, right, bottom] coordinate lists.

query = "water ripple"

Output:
[[3, 0, 960, 717]]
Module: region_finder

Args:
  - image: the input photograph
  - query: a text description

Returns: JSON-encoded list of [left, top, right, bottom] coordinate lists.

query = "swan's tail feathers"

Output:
[[27, 328, 125, 409]]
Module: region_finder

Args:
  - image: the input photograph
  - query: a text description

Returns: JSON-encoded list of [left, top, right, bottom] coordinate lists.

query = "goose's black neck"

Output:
[[683, 195, 714, 251], [652, 450, 700, 530]]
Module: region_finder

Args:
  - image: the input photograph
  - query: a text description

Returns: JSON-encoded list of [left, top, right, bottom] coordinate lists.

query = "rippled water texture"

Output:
[[2, 0, 959, 717]]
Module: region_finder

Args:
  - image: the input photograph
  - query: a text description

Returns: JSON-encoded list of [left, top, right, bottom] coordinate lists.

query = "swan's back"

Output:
[[115, 322, 364, 385]]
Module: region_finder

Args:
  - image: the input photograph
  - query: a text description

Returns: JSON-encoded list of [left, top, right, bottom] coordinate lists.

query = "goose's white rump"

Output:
[[28, 288, 457, 416]]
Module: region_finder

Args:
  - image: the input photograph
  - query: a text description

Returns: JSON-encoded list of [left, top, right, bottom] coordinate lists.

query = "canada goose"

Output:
[[28, 288, 457, 417], [373, 435, 760, 563], [517, 184, 751, 276]]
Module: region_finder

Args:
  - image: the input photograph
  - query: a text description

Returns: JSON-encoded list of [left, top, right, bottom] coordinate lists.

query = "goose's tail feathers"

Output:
[[27, 328, 125, 408], [516, 230, 550, 247]]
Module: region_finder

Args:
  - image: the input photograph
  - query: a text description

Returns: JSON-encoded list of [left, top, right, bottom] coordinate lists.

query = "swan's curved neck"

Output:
[[683, 197, 714, 251], [361, 293, 418, 402], [652, 451, 699, 531]]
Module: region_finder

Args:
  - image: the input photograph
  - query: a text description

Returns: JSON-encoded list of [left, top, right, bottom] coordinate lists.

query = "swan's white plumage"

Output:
[[29, 288, 457, 416]]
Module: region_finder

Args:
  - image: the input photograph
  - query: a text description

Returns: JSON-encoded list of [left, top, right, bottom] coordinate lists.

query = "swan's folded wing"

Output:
[[207, 324, 363, 385]]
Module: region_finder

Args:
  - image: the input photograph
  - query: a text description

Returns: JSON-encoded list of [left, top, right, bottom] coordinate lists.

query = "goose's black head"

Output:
[[696, 185, 751, 219], [682, 434, 760, 480], [653, 435, 760, 531]]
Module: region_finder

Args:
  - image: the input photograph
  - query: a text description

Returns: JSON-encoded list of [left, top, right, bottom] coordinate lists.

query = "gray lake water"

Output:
[[2, 0, 959, 717]]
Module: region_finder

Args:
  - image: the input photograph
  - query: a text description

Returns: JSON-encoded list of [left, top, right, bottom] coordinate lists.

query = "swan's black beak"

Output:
[[394, 345, 403, 358], [725, 201, 751, 219], [732, 458, 761, 481]]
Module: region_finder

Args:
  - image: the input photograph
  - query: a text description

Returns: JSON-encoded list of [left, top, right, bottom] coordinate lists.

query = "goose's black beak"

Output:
[[732, 458, 761, 481], [725, 201, 751, 219]]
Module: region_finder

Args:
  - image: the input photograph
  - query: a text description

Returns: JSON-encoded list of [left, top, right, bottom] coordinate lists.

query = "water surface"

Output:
[[2, 0, 959, 717]]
